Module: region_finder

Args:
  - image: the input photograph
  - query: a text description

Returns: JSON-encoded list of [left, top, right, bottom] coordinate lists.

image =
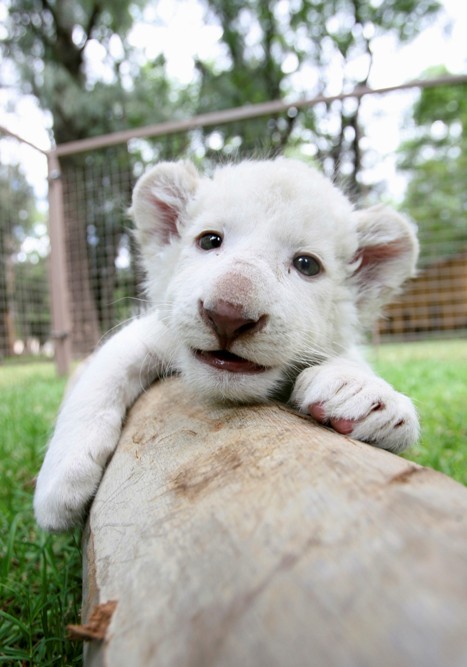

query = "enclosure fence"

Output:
[[1, 73, 466, 375]]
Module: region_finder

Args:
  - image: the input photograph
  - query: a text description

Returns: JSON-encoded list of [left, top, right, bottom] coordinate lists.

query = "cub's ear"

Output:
[[350, 205, 419, 324], [130, 160, 199, 246]]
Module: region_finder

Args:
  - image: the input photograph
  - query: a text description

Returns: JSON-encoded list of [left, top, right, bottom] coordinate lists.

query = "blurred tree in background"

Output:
[[3, 0, 186, 142], [398, 68, 467, 264], [0, 164, 47, 357], [197, 0, 441, 189]]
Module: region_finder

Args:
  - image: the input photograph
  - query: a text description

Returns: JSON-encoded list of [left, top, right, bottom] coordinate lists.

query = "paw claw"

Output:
[[293, 362, 419, 452]]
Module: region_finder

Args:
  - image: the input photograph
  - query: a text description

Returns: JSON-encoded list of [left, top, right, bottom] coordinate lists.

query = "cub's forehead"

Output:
[[189, 159, 355, 240]]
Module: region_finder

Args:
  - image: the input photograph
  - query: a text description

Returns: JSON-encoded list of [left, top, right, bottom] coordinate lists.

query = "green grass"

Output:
[[0, 364, 82, 665], [369, 339, 467, 485], [0, 342, 465, 663]]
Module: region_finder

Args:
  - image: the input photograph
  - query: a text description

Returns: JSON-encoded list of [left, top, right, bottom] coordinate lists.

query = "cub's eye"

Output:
[[293, 254, 322, 277], [197, 232, 223, 251]]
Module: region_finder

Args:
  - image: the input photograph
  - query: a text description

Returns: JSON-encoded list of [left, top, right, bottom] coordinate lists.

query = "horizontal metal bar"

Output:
[[2, 73, 465, 158], [51, 73, 467, 158]]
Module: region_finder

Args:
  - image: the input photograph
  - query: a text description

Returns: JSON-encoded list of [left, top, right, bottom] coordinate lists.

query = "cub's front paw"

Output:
[[292, 364, 419, 453], [34, 453, 103, 532], [34, 414, 122, 531]]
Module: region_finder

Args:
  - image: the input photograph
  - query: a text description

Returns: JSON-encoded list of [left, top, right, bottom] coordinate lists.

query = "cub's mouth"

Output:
[[193, 349, 268, 374]]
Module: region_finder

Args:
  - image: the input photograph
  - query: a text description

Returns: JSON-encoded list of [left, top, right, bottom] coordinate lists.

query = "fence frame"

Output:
[[47, 152, 72, 375], [1, 72, 466, 375]]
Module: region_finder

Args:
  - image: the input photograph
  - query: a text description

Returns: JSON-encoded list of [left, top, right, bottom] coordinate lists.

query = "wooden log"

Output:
[[81, 376, 467, 667]]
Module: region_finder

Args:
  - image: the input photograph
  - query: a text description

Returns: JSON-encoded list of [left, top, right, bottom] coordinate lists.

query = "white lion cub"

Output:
[[34, 158, 419, 531]]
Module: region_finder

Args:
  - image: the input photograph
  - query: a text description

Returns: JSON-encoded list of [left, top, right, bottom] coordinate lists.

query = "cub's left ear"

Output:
[[351, 205, 419, 323], [130, 160, 200, 247]]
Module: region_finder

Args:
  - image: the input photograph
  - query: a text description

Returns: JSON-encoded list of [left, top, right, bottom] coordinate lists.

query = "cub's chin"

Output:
[[178, 348, 284, 404]]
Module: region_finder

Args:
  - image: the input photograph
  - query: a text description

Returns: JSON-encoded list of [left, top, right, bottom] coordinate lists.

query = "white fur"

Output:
[[34, 158, 420, 531]]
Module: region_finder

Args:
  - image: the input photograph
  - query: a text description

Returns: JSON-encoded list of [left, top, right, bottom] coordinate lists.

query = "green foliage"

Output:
[[0, 164, 49, 357], [398, 68, 467, 264], [196, 0, 442, 185], [1, 0, 183, 143], [0, 163, 34, 236]]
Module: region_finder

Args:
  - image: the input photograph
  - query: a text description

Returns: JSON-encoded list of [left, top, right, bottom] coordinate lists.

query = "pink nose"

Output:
[[199, 300, 267, 347]]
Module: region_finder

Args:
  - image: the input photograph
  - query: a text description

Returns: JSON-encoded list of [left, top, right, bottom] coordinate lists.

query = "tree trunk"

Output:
[[80, 377, 467, 667]]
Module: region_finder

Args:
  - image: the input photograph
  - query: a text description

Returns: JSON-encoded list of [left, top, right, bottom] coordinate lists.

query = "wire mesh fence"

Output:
[[1, 76, 466, 372], [0, 135, 50, 361]]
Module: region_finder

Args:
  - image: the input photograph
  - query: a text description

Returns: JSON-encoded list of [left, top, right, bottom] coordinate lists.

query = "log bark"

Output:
[[81, 377, 467, 667]]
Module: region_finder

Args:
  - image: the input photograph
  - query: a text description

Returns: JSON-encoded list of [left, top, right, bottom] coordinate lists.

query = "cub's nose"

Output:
[[199, 300, 267, 347]]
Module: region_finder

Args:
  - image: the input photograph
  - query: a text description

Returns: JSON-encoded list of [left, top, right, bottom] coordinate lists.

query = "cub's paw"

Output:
[[34, 415, 122, 531], [292, 363, 419, 453], [34, 454, 103, 532]]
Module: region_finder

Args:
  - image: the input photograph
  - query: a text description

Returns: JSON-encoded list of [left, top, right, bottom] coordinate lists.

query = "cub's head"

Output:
[[130, 158, 418, 402]]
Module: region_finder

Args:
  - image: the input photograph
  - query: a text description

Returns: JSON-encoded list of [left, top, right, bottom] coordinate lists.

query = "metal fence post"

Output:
[[47, 151, 72, 376]]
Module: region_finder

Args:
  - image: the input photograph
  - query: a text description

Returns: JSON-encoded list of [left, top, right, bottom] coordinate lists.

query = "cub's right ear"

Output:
[[130, 160, 199, 246]]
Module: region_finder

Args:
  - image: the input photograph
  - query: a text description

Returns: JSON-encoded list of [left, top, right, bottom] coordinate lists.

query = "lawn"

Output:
[[0, 364, 82, 665], [0, 340, 465, 664], [368, 339, 467, 485]]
